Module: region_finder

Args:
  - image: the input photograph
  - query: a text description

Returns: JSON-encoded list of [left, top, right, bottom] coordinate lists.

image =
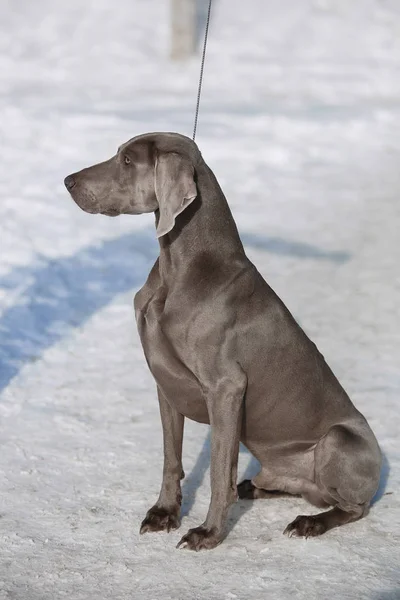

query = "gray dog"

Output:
[[65, 132, 381, 551]]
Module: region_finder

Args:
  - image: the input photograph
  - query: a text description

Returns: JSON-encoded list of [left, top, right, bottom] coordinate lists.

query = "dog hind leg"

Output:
[[284, 423, 381, 538]]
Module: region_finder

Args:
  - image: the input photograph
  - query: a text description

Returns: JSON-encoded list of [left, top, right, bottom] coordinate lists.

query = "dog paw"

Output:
[[283, 515, 327, 539], [140, 505, 180, 534], [176, 526, 221, 551], [237, 479, 256, 499]]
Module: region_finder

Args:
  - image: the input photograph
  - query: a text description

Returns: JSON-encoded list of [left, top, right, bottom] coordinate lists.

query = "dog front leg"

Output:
[[140, 387, 184, 534], [177, 374, 246, 551]]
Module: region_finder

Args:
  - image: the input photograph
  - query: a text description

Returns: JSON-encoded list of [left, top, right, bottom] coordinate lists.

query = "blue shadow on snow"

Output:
[[0, 230, 157, 392], [241, 233, 350, 263]]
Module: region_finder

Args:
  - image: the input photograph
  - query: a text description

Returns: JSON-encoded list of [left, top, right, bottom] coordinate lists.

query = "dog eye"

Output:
[[124, 155, 131, 165]]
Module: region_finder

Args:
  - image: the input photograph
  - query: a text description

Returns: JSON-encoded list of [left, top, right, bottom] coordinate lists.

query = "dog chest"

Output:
[[136, 296, 209, 424]]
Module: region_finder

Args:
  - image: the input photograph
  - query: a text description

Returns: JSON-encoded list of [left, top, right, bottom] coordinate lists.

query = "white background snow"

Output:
[[0, 0, 399, 598]]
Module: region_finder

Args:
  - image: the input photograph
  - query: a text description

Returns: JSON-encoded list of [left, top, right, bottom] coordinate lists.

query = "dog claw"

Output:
[[284, 515, 327, 538], [176, 526, 221, 551], [140, 505, 180, 534]]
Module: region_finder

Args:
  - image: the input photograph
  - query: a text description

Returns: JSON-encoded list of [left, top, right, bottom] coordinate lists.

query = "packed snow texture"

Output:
[[0, 1, 399, 598]]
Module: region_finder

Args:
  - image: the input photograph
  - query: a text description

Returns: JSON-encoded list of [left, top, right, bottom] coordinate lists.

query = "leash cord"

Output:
[[193, 0, 213, 141]]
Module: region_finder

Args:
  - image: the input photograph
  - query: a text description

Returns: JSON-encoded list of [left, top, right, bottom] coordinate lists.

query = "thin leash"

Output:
[[193, 0, 213, 141]]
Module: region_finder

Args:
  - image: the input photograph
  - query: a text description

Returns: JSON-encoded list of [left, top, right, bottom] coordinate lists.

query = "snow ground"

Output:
[[0, 0, 399, 598]]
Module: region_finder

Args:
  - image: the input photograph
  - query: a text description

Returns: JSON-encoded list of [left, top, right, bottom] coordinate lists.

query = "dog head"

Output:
[[64, 132, 198, 237]]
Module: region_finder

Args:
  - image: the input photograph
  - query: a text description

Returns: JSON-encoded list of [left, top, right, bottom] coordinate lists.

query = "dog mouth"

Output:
[[101, 208, 120, 217], [84, 205, 100, 214], [67, 183, 120, 216], [69, 187, 100, 214]]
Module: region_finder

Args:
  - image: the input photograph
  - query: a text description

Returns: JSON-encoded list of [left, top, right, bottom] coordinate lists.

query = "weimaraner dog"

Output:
[[65, 132, 381, 551]]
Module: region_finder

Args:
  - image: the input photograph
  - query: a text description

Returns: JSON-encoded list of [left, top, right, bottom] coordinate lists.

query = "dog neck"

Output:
[[157, 162, 246, 284]]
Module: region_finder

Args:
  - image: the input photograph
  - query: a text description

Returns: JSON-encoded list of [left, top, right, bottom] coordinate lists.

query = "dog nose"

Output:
[[64, 175, 76, 191]]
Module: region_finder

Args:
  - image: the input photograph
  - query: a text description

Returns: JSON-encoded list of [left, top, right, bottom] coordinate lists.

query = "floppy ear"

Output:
[[154, 152, 197, 238]]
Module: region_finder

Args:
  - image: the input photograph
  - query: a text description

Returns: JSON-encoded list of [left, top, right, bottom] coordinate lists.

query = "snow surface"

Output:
[[0, 0, 399, 598]]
